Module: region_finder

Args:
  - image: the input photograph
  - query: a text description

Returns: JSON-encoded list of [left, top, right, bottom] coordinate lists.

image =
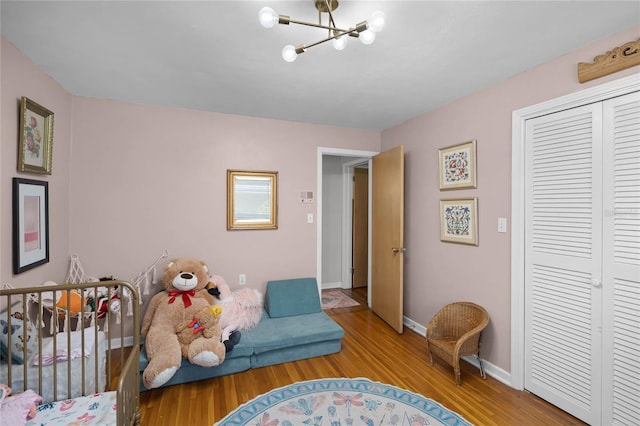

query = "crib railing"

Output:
[[0, 280, 140, 426]]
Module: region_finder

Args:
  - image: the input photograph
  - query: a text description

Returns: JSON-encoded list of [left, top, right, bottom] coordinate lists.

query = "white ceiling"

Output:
[[2, 1, 638, 131]]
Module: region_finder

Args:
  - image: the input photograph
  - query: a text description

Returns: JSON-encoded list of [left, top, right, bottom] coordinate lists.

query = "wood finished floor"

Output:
[[138, 288, 586, 426]]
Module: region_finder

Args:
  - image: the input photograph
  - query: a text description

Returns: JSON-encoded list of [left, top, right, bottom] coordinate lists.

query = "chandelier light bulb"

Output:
[[359, 30, 376, 45], [368, 11, 385, 33], [258, 7, 278, 28], [282, 45, 298, 62], [332, 35, 347, 51]]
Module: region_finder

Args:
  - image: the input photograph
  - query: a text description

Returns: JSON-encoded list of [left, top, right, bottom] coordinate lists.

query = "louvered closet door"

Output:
[[524, 103, 603, 425], [602, 92, 640, 426]]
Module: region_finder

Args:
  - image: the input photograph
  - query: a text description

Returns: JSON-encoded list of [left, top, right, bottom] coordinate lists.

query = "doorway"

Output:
[[316, 148, 377, 300], [352, 166, 368, 288], [317, 145, 406, 334]]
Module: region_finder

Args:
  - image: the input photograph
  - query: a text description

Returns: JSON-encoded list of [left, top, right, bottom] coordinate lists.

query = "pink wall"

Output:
[[1, 38, 72, 289], [382, 25, 640, 372], [68, 98, 379, 309], [3, 25, 639, 377]]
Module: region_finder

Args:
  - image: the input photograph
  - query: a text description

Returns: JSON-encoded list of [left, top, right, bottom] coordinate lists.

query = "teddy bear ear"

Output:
[[201, 262, 209, 274], [166, 260, 176, 270]]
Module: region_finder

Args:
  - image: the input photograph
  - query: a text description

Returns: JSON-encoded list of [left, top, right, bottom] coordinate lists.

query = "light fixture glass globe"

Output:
[[359, 30, 376, 45], [368, 11, 385, 32], [258, 7, 278, 28], [282, 45, 298, 62], [332, 35, 347, 51]]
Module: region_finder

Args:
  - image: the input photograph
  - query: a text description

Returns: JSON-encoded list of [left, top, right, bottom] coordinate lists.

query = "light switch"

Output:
[[307, 213, 314, 223], [498, 217, 508, 233]]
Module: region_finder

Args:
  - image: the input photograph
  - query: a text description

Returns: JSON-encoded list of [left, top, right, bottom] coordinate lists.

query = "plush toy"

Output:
[[176, 305, 223, 358], [141, 258, 226, 389], [84, 279, 121, 320], [0, 384, 41, 426], [94, 284, 121, 320], [207, 275, 263, 350]]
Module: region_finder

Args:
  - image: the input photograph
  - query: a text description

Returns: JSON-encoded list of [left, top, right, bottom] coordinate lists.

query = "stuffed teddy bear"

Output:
[[207, 275, 263, 350], [175, 305, 223, 358], [141, 258, 226, 389]]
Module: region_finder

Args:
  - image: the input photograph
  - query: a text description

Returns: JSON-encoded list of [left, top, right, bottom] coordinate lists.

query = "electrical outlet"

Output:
[[239, 274, 246, 285]]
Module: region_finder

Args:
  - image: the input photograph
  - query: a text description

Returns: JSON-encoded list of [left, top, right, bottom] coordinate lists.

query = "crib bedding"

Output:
[[0, 331, 107, 404], [2, 279, 141, 425], [27, 391, 117, 426]]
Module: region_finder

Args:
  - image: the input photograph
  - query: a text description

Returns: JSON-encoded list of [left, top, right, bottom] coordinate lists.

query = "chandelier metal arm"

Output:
[[322, 0, 337, 31], [301, 26, 360, 51], [280, 15, 354, 35]]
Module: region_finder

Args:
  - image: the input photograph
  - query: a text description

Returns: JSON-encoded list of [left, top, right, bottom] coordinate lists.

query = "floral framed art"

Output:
[[18, 96, 54, 175], [440, 198, 478, 246], [438, 140, 476, 190], [13, 178, 49, 274]]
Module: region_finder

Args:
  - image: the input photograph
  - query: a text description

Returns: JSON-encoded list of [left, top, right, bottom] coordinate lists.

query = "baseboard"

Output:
[[321, 282, 343, 290], [403, 316, 513, 388], [110, 335, 134, 349]]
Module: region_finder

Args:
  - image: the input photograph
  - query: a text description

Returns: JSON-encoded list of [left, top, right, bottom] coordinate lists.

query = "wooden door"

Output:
[[371, 145, 404, 333], [352, 168, 368, 288]]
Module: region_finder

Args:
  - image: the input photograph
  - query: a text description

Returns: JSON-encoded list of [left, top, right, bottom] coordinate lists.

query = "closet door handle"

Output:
[[591, 278, 602, 288]]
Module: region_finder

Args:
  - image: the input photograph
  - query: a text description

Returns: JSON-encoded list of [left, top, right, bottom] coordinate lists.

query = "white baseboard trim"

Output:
[[403, 315, 513, 388], [109, 335, 134, 349], [321, 282, 343, 290]]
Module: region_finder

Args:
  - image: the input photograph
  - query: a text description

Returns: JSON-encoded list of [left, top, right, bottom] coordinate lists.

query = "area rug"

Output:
[[215, 377, 473, 426], [321, 290, 360, 309]]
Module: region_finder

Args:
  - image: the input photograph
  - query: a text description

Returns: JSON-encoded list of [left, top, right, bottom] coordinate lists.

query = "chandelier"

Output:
[[258, 0, 385, 62]]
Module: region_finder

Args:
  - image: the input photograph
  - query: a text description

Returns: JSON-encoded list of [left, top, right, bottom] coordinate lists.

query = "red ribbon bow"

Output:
[[168, 290, 196, 308]]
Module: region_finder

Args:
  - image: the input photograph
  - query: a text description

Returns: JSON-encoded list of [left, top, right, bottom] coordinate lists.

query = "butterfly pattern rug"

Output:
[[215, 377, 473, 426], [321, 290, 360, 310]]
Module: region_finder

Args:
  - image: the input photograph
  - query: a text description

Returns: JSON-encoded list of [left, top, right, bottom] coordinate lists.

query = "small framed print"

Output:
[[18, 97, 54, 175], [227, 170, 278, 230], [440, 198, 478, 246], [13, 178, 49, 274], [438, 140, 476, 190]]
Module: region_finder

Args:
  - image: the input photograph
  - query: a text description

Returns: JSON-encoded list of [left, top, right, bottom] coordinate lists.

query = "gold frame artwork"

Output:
[[440, 198, 478, 246], [438, 140, 477, 190], [227, 170, 278, 230], [18, 97, 54, 175]]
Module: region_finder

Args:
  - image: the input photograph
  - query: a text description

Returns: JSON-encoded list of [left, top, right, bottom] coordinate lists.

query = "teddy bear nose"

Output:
[[180, 273, 193, 280]]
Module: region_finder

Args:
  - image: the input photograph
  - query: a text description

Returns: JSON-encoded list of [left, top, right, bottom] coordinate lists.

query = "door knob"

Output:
[[591, 278, 602, 288], [391, 247, 406, 253]]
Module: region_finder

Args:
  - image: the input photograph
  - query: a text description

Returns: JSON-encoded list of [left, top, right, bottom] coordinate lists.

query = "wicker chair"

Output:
[[426, 302, 489, 386]]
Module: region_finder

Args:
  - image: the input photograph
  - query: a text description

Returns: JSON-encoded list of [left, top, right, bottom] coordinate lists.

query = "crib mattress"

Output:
[[0, 332, 107, 403], [27, 391, 117, 426]]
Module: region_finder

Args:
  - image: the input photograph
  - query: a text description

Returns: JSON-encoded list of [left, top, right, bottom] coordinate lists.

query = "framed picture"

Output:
[[227, 170, 278, 230], [18, 96, 54, 175], [438, 140, 476, 190], [13, 178, 49, 274], [440, 198, 478, 245]]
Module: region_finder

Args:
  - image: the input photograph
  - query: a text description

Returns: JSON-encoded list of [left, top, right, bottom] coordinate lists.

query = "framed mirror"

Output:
[[227, 170, 278, 230]]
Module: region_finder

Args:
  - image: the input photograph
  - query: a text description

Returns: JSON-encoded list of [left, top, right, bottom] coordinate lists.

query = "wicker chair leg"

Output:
[[427, 345, 434, 365], [478, 355, 486, 379], [453, 358, 461, 386]]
